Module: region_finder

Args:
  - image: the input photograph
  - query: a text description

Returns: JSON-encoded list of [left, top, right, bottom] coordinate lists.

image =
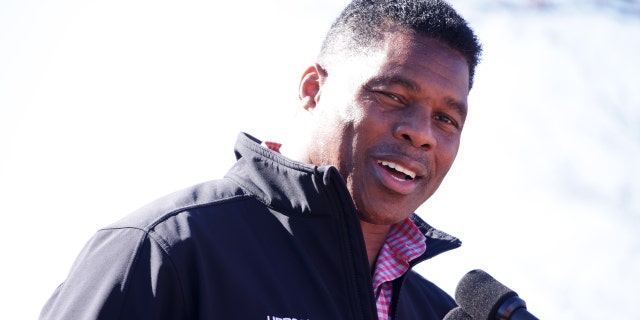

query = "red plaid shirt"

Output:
[[262, 141, 427, 319], [372, 218, 427, 320]]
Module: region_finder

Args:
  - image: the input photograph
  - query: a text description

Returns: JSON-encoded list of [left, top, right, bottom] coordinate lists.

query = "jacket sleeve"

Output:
[[39, 227, 188, 320]]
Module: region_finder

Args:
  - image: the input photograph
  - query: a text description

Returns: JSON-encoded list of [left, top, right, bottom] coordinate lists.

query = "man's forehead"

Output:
[[324, 31, 470, 97]]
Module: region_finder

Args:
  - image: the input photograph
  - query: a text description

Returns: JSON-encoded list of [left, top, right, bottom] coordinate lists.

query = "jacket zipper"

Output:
[[320, 167, 377, 320]]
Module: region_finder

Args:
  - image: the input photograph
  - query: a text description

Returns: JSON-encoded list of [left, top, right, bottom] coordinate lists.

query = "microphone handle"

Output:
[[497, 296, 540, 320], [509, 308, 540, 320]]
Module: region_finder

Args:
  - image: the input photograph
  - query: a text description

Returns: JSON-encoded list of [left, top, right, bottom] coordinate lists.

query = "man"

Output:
[[40, 0, 481, 319]]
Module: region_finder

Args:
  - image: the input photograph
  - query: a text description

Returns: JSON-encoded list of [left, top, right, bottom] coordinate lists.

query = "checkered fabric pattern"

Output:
[[263, 141, 282, 153], [372, 218, 427, 320]]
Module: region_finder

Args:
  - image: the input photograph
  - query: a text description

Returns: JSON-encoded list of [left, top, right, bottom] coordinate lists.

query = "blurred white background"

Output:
[[1, 0, 639, 319]]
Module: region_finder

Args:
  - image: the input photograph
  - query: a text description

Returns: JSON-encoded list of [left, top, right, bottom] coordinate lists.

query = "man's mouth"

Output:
[[377, 160, 417, 181]]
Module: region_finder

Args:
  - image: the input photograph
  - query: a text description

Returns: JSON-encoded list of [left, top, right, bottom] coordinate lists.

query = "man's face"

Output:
[[300, 30, 470, 225]]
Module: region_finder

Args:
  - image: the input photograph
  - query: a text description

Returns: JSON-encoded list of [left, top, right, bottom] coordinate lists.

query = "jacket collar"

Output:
[[410, 214, 462, 263], [227, 132, 347, 216]]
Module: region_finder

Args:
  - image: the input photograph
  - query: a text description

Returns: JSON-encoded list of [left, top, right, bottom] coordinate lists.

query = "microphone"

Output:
[[443, 307, 473, 320], [453, 269, 539, 320]]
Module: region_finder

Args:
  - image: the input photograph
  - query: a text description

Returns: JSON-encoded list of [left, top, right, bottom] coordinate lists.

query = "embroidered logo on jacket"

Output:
[[266, 316, 309, 320]]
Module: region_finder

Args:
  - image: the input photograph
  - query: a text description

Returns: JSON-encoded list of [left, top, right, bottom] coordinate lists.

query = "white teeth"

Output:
[[378, 160, 417, 180]]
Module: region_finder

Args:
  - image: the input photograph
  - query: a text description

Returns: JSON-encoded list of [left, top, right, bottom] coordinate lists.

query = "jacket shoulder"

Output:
[[105, 178, 247, 231]]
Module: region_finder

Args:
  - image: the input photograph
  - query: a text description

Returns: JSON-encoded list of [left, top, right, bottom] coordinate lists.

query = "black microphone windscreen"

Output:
[[455, 269, 518, 320], [443, 307, 473, 320]]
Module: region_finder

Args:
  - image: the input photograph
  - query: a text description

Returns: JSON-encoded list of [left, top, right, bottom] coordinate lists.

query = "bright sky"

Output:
[[1, 1, 639, 319]]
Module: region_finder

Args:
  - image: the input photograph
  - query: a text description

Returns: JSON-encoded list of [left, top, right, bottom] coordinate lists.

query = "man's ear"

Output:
[[298, 64, 325, 111]]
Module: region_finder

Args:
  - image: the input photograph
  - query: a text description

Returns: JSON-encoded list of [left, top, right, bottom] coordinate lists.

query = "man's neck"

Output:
[[359, 220, 392, 270]]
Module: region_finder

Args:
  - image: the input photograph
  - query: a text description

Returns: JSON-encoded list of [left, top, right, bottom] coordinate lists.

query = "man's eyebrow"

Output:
[[446, 98, 468, 118], [367, 75, 467, 116], [367, 75, 421, 93]]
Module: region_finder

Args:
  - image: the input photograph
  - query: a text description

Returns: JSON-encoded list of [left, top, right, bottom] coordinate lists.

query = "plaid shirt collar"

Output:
[[373, 217, 427, 320]]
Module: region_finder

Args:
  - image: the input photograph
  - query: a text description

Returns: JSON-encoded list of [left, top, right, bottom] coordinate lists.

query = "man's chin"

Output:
[[356, 209, 414, 226], [351, 185, 421, 225]]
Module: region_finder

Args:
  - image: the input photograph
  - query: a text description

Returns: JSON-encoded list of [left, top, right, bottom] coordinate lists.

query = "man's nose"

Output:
[[393, 114, 437, 150]]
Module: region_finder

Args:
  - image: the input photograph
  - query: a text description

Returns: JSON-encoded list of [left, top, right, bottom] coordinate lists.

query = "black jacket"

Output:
[[40, 132, 461, 320]]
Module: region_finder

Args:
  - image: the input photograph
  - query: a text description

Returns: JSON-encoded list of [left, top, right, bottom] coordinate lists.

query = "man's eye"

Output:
[[374, 91, 403, 105], [383, 92, 400, 101], [435, 114, 458, 127]]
